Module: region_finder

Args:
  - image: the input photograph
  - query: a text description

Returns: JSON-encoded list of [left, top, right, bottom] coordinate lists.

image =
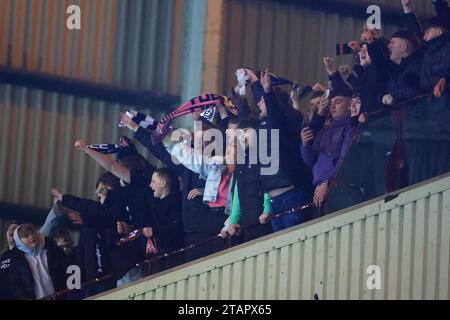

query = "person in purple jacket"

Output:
[[300, 85, 355, 209]]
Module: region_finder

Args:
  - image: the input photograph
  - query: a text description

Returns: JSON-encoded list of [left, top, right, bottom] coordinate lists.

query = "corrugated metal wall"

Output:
[[0, 0, 191, 212], [217, 0, 433, 93], [350, 0, 436, 15], [93, 173, 450, 300], [0, 83, 166, 209], [0, 0, 186, 95]]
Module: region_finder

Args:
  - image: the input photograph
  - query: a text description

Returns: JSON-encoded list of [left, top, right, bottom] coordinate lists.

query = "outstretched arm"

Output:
[[166, 141, 225, 180], [74, 139, 131, 183], [39, 197, 65, 237]]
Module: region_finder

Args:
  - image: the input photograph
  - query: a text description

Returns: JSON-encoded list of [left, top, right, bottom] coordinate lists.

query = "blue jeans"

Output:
[[117, 265, 146, 287], [270, 188, 312, 232]]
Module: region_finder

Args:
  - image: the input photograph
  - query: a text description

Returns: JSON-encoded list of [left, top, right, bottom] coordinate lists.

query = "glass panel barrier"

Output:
[[326, 93, 450, 214]]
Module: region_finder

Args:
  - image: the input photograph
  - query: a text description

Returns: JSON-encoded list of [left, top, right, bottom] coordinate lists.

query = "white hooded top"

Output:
[[13, 226, 55, 299]]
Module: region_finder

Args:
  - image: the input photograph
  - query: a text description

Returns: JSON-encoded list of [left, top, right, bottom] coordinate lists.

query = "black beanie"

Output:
[[329, 83, 353, 100]]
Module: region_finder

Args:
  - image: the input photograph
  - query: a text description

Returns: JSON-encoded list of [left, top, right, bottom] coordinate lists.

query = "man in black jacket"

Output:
[[147, 168, 185, 273], [382, 31, 425, 105], [347, 38, 390, 114], [74, 139, 156, 233], [419, 18, 450, 97], [51, 172, 128, 297]]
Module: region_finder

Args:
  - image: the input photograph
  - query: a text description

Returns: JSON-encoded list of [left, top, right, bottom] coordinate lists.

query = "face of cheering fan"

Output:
[[388, 37, 413, 64], [330, 96, 351, 121], [350, 97, 361, 117], [19, 226, 39, 249], [150, 172, 168, 199], [359, 46, 372, 67]]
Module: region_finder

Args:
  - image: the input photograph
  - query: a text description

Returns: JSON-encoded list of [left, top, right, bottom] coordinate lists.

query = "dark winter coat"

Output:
[[8, 238, 68, 300]]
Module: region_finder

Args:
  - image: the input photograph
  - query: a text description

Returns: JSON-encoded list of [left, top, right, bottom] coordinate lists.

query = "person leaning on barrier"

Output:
[[419, 17, 450, 98], [382, 31, 425, 106]]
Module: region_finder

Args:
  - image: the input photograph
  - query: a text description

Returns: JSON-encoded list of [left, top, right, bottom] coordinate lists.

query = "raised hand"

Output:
[[243, 68, 259, 84], [235, 69, 249, 96], [401, 0, 412, 13], [323, 57, 336, 75], [312, 82, 327, 92], [260, 69, 272, 93], [119, 112, 139, 132], [348, 40, 361, 52], [317, 96, 330, 116], [74, 139, 87, 150], [50, 188, 63, 201]]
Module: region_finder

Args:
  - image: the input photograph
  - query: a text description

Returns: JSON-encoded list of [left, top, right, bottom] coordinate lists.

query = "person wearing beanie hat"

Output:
[[382, 30, 425, 105], [328, 81, 354, 100]]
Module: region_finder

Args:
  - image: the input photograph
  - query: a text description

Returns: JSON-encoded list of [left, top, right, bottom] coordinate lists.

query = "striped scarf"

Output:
[[159, 93, 233, 125]]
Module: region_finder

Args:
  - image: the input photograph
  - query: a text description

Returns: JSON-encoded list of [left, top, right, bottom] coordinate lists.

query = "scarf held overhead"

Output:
[[159, 94, 233, 125]]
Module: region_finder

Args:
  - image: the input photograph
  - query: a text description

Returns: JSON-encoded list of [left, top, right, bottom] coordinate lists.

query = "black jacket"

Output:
[[151, 191, 184, 253], [252, 83, 313, 196], [0, 249, 14, 299], [387, 49, 426, 102], [62, 193, 124, 283], [134, 127, 225, 234], [348, 64, 389, 114], [419, 32, 450, 92], [8, 238, 68, 300], [405, 12, 424, 40], [124, 167, 156, 229]]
